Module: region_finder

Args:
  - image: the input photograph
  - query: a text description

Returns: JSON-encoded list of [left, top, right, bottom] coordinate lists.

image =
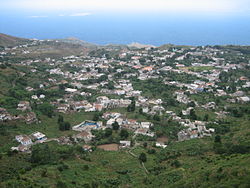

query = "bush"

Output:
[[57, 164, 69, 172], [59, 122, 71, 131], [104, 128, 113, 137], [214, 135, 221, 143], [112, 121, 119, 130], [171, 160, 181, 168], [139, 153, 147, 163], [226, 144, 250, 154], [37, 103, 55, 118], [31, 144, 53, 165], [83, 164, 89, 170], [120, 129, 129, 139], [153, 114, 161, 121], [56, 180, 68, 188], [147, 149, 156, 154]]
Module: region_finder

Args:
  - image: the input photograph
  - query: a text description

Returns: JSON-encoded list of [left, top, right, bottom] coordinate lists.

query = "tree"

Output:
[[188, 101, 196, 107], [153, 114, 161, 121], [105, 128, 113, 137], [107, 81, 115, 90], [203, 114, 209, 121], [112, 121, 119, 130], [93, 113, 100, 121], [8, 87, 28, 100], [59, 122, 64, 131], [127, 100, 135, 112], [58, 115, 70, 131], [214, 135, 221, 143], [97, 75, 108, 82], [147, 149, 156, 154], [167, 98, 177, 106], [38, 103, 54, 118], [64, 122, 71, 130], [189, 109, 197, 120], [213, 135, 225, 154], [56, 180, 68, 188], [120, 129, 129, 139], [59, 84, 66, 91], [139, 153, 147, 163], [58, 115, 64, 124], [171, 160, 181, 168], [0, 96, 18, 108], [139, 108, 143, 114], [59, 121, 71, 131], [31, 144, 52, 165]]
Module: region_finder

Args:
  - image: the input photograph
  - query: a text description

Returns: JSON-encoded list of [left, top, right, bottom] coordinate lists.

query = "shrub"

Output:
[[139, 153, 147, 163]]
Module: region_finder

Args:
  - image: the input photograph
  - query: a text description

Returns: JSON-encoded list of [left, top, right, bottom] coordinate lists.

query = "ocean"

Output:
[[1, 12, 250, 46]]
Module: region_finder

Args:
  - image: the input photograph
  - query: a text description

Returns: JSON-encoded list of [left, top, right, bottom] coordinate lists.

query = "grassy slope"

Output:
[[0, 117, 249, 187]]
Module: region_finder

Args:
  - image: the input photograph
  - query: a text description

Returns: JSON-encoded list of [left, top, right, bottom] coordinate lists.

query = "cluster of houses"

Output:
[[0, 104, 38, 124], [1, 39, 250, 153], [17, 101, 31, 111], [12, 132, 47, 152], [0, 108, 12, 121], [165, 109, 215, 141], [177, 122, 215, 142], [103, 112, 155, 137], [175, 91, 191, 104], [55, 96, 132, 113], [71, 113, 155, 145]]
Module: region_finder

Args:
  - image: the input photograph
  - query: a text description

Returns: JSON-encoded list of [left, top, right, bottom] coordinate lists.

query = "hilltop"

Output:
[[128, 42, 155, 49], [56, 37, 98, 50], [58, 37, 155, 50]]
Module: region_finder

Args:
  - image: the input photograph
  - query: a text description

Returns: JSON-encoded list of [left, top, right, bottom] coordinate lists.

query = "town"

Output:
[[0, 35, 250, 187]]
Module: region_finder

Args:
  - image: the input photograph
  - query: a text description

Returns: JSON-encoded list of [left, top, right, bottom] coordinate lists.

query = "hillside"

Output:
[[0, 34, 92, 58], [0, 33, 249, 187], [159, 43, 194, 50], [56, 37, 98, 50], [0, 33, 30, 48]]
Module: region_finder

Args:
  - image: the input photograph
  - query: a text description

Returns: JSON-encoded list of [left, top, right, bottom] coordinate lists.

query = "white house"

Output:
[[15, 135, 33, 146], [156, 142, 167, 148], [141, 122, 153, 129], [119, 141, 131, 148], [32, 132, 47, 141], [65, 88, 77, 93]]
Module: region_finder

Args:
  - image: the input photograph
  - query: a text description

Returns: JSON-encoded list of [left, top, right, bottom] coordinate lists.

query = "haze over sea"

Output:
[[0, 0, 250, 46]]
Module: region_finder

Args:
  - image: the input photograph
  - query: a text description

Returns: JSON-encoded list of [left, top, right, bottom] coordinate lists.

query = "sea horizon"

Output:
[[1, 13, 250, 47]]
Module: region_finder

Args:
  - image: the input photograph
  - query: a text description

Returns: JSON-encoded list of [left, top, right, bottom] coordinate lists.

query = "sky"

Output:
[[0, 0, 250, 13], [1, 0, 250, 15], [0, 0, 250, 45]]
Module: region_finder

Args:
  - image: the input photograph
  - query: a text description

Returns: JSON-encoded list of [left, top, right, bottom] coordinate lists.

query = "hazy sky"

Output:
[[1, 0, 250, 16]]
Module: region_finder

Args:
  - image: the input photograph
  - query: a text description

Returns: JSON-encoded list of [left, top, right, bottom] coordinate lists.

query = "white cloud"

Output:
[[69, 12, 92, 17], [29, 15, 48, 18], [28, 13, 92, 18]]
